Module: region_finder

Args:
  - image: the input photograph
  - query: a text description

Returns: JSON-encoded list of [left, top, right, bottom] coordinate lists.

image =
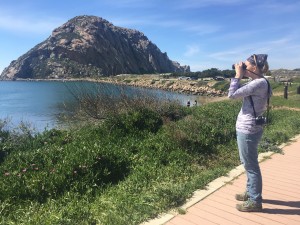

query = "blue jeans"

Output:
[[237, 130, 263, 204]]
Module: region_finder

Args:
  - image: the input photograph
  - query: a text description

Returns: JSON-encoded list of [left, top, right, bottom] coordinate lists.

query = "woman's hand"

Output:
[[234, 62, 245, 79]]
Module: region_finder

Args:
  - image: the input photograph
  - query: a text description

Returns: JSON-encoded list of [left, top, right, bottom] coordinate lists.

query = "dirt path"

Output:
[[272, 106, 300, 111]]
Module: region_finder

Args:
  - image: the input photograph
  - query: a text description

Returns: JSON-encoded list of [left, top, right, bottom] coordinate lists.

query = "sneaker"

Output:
[[236, 200, 262, 212], [235, 192, 249, 201]]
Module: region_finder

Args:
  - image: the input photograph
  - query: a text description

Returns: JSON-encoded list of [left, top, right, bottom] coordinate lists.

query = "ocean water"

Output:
[[0, 80, 203, 132], [0, 81, 76, 132]]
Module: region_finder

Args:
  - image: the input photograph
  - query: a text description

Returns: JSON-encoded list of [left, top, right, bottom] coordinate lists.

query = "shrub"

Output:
[[104, 108, 163, 135], [64, 82, 184, 123], [0, 127, 131, 202], [164, 101, 240, 154], [263, 109, 300, 145]]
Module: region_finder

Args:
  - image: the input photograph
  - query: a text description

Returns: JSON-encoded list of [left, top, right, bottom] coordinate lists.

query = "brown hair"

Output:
[[261, 61, 269, 73], [253, 54, 269, 74]]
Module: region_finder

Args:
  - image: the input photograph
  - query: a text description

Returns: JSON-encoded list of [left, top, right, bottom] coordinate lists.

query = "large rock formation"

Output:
[[1, 15, 190, 79]]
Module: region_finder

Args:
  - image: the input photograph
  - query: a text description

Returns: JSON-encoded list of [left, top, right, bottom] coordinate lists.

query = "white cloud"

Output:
[[187, 60, 223, 71], [112, 15, 220, 36], [156, 19, 220, 35], [254, 1, 300, 14], [211, 30, 260, 42], [0, 9, 64, 34], [174, 0, 244, 9], [183, 24, 220, 35], [206, 35, 300, 70], [101, 0, 155, 8], [209, 50, 243, 61], [184, 45, 200, 57]]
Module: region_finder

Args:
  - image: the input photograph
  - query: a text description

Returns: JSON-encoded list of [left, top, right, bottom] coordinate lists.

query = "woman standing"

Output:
[[228, 54, 271, 212]]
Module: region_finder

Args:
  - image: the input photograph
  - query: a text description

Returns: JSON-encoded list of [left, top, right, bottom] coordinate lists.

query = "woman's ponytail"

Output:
[[261, 61, 269, 74]]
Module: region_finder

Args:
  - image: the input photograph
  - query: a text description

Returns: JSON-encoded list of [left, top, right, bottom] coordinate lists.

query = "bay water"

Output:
[[0, 80, 205, 132]]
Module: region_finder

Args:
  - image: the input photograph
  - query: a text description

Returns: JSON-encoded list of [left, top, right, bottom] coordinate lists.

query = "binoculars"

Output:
[[232, 63, 247, 70]]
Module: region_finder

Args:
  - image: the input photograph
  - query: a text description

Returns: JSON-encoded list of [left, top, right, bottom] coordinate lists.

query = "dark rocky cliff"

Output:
[[1, 15, 190, 79]]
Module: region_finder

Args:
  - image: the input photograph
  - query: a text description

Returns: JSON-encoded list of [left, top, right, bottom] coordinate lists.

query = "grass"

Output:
[[271, 81, 300, 103], [0, 81, 300, 225], [211, 80, 230, 91]]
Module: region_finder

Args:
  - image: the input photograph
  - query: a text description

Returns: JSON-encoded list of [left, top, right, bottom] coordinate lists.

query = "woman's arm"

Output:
[[228, 78, 256, 99]]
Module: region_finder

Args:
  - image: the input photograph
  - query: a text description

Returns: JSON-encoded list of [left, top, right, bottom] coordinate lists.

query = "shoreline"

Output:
[[2, 74, 228, 99]]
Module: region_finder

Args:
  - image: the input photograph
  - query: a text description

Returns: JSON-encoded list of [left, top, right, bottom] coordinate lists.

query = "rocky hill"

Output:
[[1, 15, 190, 80], [270, 69, 300, 77]]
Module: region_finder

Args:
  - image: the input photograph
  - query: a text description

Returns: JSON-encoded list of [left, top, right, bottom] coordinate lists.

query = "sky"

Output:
[[0, 0, 300, 73]]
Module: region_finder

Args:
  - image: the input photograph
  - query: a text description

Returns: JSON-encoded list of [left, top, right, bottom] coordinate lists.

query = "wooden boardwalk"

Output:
[[166, 135, 300, 225], [143, 135, 300, 225]]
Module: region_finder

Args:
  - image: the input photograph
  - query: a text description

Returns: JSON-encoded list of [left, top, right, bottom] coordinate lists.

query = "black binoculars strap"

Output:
[[249, 78, 271, 122], [249, 96, 257, 118]]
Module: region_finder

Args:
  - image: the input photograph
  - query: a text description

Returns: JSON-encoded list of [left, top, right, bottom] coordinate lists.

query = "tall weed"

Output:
[[64, 81, 187, 122]]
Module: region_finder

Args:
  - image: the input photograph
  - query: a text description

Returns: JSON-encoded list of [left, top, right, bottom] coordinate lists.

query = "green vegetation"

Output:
[[171, 68, 235, 79], [1, 82, 300, 225], [271, 82, 300, 108], [212, 80, 230, 91]]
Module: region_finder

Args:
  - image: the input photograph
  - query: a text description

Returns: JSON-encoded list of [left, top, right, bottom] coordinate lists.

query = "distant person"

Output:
[[187, 100, 190, 107], [194, 100, 197, 106], [228, 54, 272, 212]]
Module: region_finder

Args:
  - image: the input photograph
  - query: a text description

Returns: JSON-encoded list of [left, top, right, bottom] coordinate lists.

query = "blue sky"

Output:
[[1, 0, 300, 73]]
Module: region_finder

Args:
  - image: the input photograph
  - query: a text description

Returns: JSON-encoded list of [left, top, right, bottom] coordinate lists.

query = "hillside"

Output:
[[1, 15, 189, 80], [270, 69, 300, 77]]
